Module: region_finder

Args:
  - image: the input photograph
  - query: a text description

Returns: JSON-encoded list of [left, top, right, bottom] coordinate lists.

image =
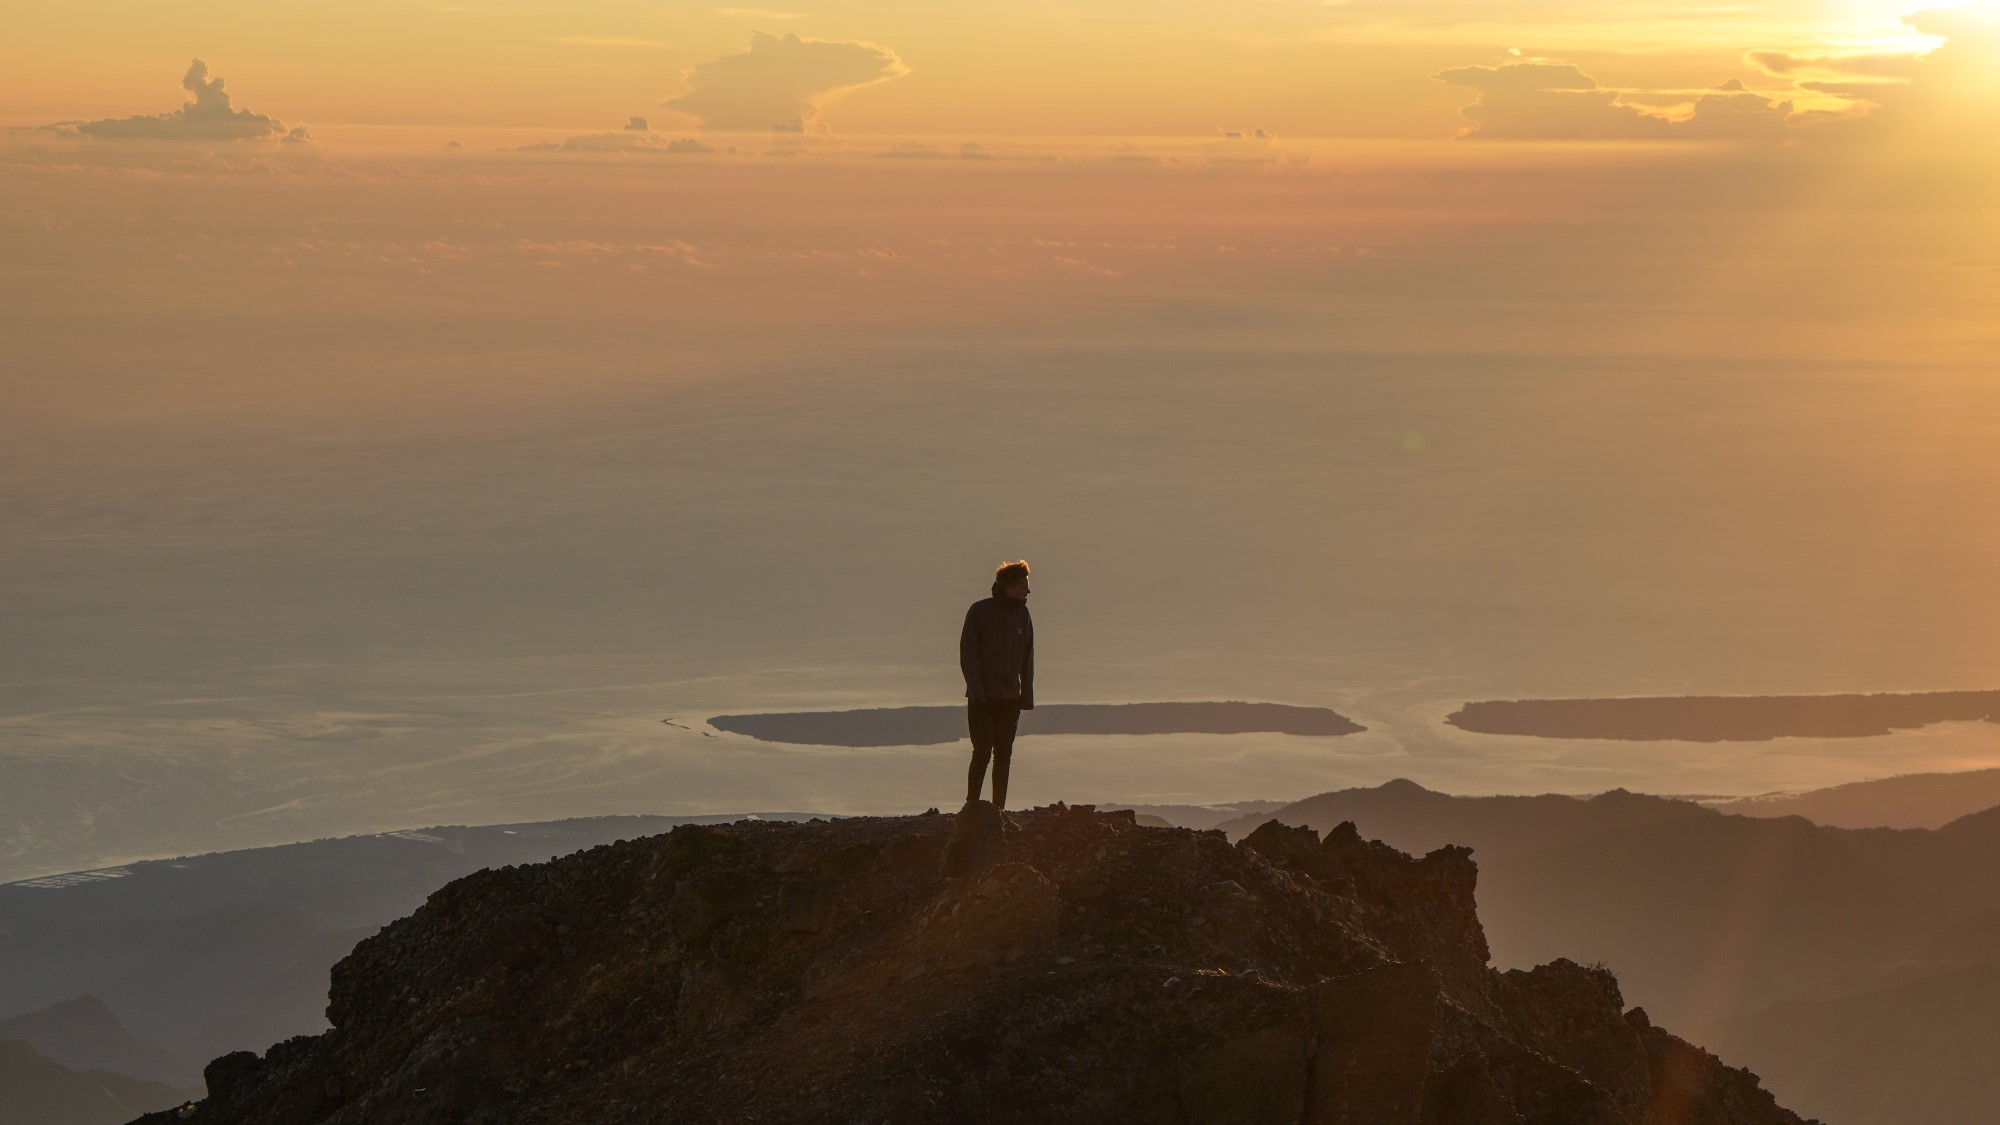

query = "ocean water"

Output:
[[8, 343, 2000, 879]]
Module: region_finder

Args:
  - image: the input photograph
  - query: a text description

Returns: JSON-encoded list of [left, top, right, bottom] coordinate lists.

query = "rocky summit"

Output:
[[135, 804, 1814, 1124]]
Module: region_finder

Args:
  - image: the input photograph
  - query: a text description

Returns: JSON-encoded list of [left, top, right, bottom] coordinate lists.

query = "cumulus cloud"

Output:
[[49, 60, 294, 142], [1675, 82, 1797, 140], [1436, 60, 1793, 140], [661, 31, 906, 131], [521, 118, 727, 154]]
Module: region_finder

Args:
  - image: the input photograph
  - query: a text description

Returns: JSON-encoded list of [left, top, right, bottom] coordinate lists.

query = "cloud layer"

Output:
[[661, 31, 907, 131], [1437, 61, 1793, 140], [521, 118, 725, 154], [53, 60, 302, 142]]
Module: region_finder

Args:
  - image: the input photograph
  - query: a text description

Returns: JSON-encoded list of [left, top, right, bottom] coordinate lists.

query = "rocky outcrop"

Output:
[[133, 805, 1814, 1124]]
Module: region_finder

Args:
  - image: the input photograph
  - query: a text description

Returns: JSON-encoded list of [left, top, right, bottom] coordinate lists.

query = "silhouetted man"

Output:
[[961, 560, 1034, 810]]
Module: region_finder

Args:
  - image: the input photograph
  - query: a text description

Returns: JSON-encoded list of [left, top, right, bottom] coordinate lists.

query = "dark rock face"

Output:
[[939, 799, 1002, 877], [131, 809, 1814, 1125]]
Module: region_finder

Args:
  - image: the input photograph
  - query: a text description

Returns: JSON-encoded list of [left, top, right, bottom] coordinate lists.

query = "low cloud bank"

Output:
[[522, 118, 728, 154], [49, 60, 305, 143]]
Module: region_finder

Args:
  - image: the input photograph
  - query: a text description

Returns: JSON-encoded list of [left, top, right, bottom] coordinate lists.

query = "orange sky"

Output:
[[5, 0, 2000, 851], [2, 0, 1982, 138]]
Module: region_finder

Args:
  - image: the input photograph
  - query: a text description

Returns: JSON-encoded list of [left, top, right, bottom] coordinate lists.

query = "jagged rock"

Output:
[[128, 811, 1817, 1125], [940, 799, 1002, 877], [202, 1051, 259, 1100], [909, 861, 1060, 969]]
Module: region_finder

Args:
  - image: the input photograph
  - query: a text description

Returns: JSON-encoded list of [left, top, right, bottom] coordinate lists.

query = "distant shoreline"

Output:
[[706, 701, 1365, 747], [1447, 690, 2000, 742]]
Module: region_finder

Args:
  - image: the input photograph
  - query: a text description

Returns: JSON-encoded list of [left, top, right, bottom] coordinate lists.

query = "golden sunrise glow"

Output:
[[0, 0, 1984, 139], [3, 0, 1999, 858]]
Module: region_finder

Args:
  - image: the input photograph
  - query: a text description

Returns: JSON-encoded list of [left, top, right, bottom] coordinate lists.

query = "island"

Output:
[[706, 701, 1364, 747], [1446, 690, 2000, 741]]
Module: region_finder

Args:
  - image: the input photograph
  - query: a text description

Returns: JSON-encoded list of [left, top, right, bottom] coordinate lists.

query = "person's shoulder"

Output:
[[966, 596, 999, 614]]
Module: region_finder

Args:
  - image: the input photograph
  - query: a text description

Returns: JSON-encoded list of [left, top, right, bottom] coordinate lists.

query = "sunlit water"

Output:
[[9, 345, 2000, 879]]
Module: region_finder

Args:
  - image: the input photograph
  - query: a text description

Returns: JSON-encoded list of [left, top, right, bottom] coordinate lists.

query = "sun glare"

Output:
[[1833, 0, 1967, 50]]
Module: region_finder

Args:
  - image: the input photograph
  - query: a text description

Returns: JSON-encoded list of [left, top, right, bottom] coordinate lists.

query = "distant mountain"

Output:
[[0, 1039, 197, 1125], [1106, 800, 1288, 831], [84, 905, 376, 1079], [1212, 777, 1713, 858], [1692, 827, 2000, 1124], [1706, 956, 2000, 1125], [1, 813, 821, 1085], [1479, 812, 1955, 1026], [1711, 766, 2000, 829], [0, 996, 182, 1087]]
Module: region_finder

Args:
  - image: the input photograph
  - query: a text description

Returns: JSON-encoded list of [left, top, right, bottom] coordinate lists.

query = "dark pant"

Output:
[[966, 699, 1023, 809]]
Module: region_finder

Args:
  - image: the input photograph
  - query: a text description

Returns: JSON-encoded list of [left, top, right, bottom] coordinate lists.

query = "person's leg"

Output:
[[990, 701, 1023, 809], [966, 701, 995, 803]]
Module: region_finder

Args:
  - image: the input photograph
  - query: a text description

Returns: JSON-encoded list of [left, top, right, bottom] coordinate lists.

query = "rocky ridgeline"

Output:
[[136, 804, 1814, 1124]]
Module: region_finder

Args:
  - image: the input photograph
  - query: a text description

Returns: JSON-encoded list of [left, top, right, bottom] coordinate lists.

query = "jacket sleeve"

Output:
[[1019, 618, 1034, 710], [960, 605, 985, 701]]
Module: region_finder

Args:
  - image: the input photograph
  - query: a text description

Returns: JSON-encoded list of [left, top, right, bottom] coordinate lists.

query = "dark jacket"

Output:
[[960, 594, 1034, 709]]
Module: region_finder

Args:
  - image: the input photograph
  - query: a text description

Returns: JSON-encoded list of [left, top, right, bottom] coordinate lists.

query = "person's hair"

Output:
[[993, 560, 1031, 589]]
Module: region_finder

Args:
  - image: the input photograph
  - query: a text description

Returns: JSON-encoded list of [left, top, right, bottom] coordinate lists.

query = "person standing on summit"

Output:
[[961, 560, 1034, 810]]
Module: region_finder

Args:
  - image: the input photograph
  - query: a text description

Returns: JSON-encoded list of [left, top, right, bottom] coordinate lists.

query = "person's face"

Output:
[[1006, 578, 1030, 600]]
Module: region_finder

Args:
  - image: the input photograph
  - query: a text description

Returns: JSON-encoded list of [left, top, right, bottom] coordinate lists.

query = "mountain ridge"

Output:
[[130, 807, 1812, 1124]]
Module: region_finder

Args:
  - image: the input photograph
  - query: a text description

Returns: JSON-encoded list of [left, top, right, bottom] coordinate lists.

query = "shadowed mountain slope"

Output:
[[1709, 766, 2000, 829], [1706, 956, 2000, 1125], [133, 808, 1808, 1125], [1693, 894, 2000, 1124], [1217, 781, 1975, 1027], [0, 996, 182, 1088], [1479, 813, 1953, 1026], [1215, 780, 2000, 1125], [0, 1040, 198, 1125]]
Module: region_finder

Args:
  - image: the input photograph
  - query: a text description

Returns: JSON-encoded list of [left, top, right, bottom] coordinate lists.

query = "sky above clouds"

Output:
[[2, 0, 1986, 139]]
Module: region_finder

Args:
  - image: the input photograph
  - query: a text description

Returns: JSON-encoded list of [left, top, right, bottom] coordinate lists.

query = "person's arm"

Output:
[[960, 605, 985, 701], [1019, 618, 1034, 710]]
